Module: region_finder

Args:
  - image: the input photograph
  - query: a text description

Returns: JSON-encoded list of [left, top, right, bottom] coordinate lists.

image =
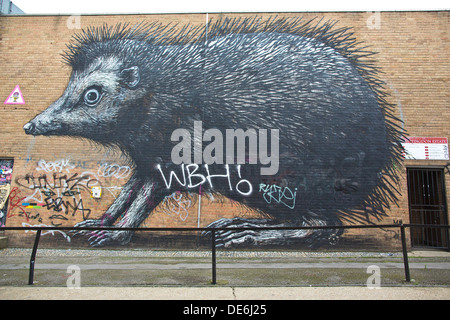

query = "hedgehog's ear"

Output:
[[120, 66, 140, 89]]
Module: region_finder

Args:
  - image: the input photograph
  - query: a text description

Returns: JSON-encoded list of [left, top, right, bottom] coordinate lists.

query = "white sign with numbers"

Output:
[[402, 137, 449, 160]]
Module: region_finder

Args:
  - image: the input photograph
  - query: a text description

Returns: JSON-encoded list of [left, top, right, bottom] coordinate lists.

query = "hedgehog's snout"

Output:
[[23, 118, 57, 136], [23, 96, 67, 136], [23, 122, 36, 135]]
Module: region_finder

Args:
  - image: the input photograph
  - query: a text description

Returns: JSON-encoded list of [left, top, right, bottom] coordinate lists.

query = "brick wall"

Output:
[[0, 11, 448, 250]]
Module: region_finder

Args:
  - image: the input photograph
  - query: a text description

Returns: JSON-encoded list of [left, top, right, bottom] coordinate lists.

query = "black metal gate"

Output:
[[407, 168, 449, 249]]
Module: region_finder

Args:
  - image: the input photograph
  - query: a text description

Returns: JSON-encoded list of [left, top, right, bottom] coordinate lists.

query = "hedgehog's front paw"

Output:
[[72, 220, 133, 246], [74, 219, 104, 227], [87, 229, 133, 247], [72, 219, 106, 237]]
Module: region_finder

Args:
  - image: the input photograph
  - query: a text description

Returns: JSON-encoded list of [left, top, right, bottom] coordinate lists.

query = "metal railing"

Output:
[[0, 223, 449, 286]]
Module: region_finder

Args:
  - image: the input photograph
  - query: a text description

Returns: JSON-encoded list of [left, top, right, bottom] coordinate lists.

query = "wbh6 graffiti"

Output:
[[21, 16, 404, 248]]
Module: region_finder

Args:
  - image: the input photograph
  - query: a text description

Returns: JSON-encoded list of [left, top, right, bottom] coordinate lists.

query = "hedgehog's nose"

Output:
[[23, 122, 36, 135]]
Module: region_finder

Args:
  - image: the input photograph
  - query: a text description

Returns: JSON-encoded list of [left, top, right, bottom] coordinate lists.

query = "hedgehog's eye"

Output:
[[83, 86, 103, 107]]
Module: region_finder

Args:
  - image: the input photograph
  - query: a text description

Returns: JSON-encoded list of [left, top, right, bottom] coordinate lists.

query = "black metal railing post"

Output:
[[211, 229, 216, 285], [400, 223, 411, 282], [28, 229, 41, 285]]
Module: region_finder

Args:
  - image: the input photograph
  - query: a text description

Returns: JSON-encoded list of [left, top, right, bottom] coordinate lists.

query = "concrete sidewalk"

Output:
[[1, 286, 449, 300]]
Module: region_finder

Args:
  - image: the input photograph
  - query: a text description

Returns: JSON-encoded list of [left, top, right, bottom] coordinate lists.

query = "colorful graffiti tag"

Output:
[[0, 160, 14, 226]]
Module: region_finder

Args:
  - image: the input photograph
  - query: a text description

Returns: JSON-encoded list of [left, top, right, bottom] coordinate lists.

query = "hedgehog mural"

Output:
[[23, 16, 404, 247]]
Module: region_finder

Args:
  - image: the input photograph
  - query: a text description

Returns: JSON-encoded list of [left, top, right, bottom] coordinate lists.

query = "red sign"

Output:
[[403, 137, 448, 144]]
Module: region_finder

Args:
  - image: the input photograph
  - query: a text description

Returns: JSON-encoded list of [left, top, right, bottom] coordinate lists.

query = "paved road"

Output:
[[1, 286, 449, 300]]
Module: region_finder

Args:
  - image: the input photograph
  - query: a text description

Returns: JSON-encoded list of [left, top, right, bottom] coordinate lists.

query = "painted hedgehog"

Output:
[[23, 16, 403, 247]]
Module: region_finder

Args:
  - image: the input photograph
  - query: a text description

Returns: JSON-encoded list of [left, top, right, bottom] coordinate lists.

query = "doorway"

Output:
[[407, 168, 448, 249]]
